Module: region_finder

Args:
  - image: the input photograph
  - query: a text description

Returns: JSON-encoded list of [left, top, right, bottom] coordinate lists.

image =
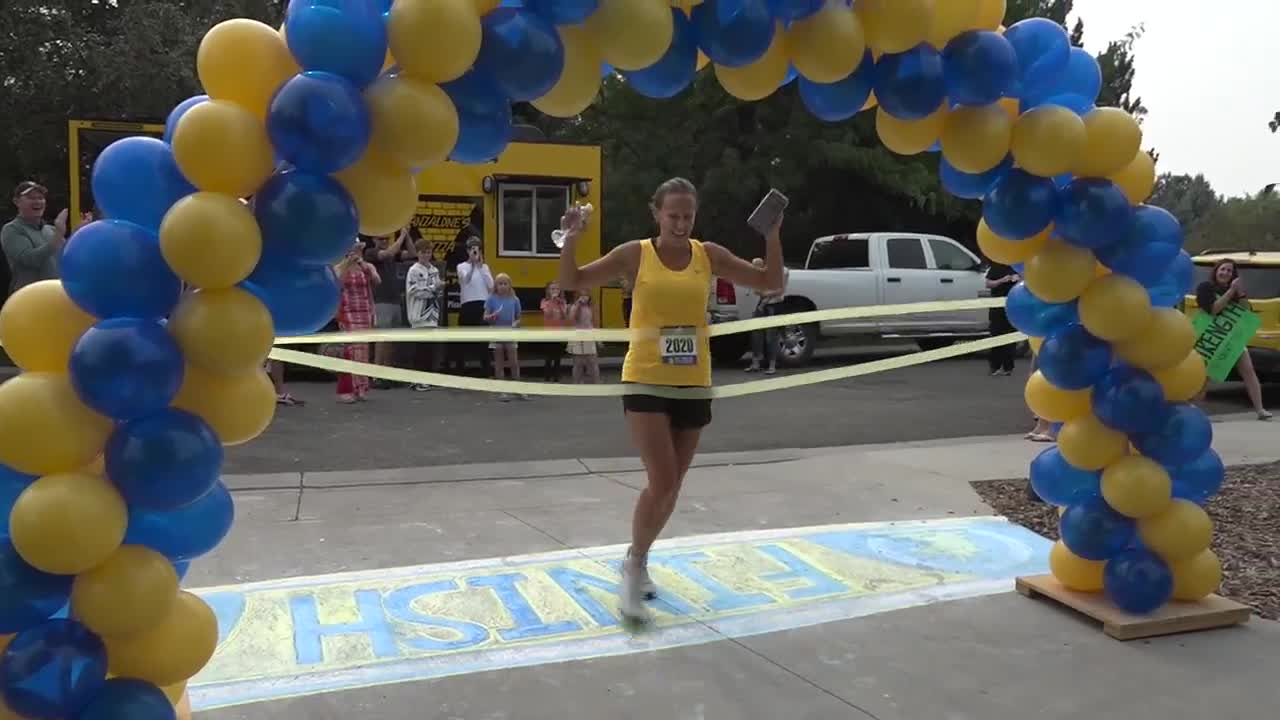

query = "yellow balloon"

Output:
[[928, 0, 980, 48], [168, 288, 275, 376], [1028, 335, 1043, 355], [1011, 106, 1086, 178], [197, 19, 299, 118], [366, 75, 461, 168], [1138, 499, 1213, 563], [1078, 274, 1153, 342], [856, 0, 934, 54], [0, 280, 96, 373], [1108, 148, 1156, 204], [532, 25, 603, 118], [1049, 540, 1105, 592], [172, 100, 275, 198], [107, 591, 219, 687], [1024, 371, 1091, 422], [972, 0, 1006, 30], [0, 373, 112, 476], [714, 24, 789, 102], [389, 0, 480, 84], [161, 682, 188, 706], [996, 96, 1020, 121], [940, 104, 1012, 174], [9, 472, 127, 575], [159, 193, 262, 289], [1170, 549, 1222, 601], [976, 220, 1049, 265], [877, 103, 948, 156], [473, 0, 501, 13], [72, 545, 179, 638], [1151, 351, 1207, 403], [1113, 308, 1196, 371], [1101, 455, 1172, 519], [333, 149, 420, 236], [1058, 414, 1128, 471], [861, 91, 878, 112], [787, 3, 866, 84], [172, 365, 277, 446], [585, 0, 674, 71], [1024, 239, 1095, 303], [1075, 107, 1142, 178]]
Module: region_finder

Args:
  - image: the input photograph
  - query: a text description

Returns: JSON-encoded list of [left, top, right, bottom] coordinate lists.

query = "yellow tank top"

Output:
[[621, 238, 713, 388]]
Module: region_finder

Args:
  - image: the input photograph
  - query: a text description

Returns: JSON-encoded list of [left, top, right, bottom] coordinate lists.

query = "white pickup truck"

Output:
[[708, 232, 992, 367]]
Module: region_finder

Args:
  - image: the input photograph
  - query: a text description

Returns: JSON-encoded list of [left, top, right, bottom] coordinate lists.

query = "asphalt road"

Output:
[[224, 343, 1277, 474]]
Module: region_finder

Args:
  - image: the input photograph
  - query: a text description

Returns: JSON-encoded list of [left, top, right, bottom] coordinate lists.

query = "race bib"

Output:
[[659, 326, 698, 366]]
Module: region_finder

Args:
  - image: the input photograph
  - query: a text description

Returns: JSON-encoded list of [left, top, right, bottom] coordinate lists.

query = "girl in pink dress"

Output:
[[335, 244, 381, 403]]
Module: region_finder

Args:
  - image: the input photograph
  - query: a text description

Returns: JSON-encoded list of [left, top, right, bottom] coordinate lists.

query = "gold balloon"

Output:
[[72, 545, 180, 638], [1101, 455, 1172, 519], [172, 100, 275, 198], [877, 103, 948, 156], [972, 0, 1006, 30], [159, 192, 263, 289], [168, 288, 275, 376], [1011, 106, 1086, 178], [940, 104, 1012, 174], [1075, 107, 1142, 178], [856, 0, 934, 54], [585, 0, 674, 71], [1113, 308, 1197, 371], [389, 0, 481, 84], [197, 19, 299, 118], [365, 74, 461, 168], [1108, 148, 1157, 204], [1058, 414, 1128, 471], [532, 25, 603, 118], [333, 148, 420, 236], [107, 592, 219, 687], [9, 472, 127, 575], [161, 682, 188, 706], [1028, 335, 1043, 355], [1024, 371, 1091, 422], [787, 3, 866, 84], [1024, 239, 1095, 303], [1151, 351, 1208, 403], [1049, 540, 1104, 592], [1078, 274, 1153, 342], [976, 220, 1050, 265], [1138, 499, 1213, 563], [0, 373, 112, 476], [0, 280, 96, 373], [1170, 549, 1222, 601], [473, 0, 501, 13], [171, 365, 277, 446], [861, 91, 878, 112], [928, 0, 980, 48], [714, 23, 789, 102]]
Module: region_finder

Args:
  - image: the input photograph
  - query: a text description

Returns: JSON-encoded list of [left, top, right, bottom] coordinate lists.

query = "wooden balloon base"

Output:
[[1015, 574, 1252, 641]]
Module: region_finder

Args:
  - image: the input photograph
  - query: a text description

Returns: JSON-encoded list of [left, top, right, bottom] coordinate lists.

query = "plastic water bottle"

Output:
[[552, 203, 593, 249]]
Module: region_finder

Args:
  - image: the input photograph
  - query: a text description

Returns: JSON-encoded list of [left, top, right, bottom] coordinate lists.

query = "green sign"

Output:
[[1190, 303, 1262, 381]]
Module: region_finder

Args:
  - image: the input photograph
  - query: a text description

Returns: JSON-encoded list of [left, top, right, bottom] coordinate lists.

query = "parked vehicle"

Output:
[[1183, 250, 1280, 382], [709, 232, 992, 367]]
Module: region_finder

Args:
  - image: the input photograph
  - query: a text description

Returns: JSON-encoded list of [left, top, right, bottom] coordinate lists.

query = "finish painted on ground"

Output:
[[188, 516, 1051, 711]]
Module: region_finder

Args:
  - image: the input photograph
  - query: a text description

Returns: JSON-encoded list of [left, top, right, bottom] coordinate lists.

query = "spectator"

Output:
[[984, 260, 1019, 377], [365, 227, 416, 387], [1196, 258, 1271, 420], [335, 242, 380, 403], [405, 242, 444, 392], [455, 236, 494, 375], [540, 281, 568, 382], [2, 182, 67, 293], [567, 291, 600, 384], [484, 272, 524, 401], [746, 257, 788, 375]]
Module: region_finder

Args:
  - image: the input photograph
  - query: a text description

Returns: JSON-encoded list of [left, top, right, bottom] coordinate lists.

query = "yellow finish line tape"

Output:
[[270, 331, 1027, 400]]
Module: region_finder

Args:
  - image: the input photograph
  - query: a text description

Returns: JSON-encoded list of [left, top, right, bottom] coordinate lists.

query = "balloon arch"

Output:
[[0, 0, 1226, 716]]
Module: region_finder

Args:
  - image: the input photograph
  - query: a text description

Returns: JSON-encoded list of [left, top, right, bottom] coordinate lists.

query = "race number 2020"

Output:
[[660, 326, 698, 366]]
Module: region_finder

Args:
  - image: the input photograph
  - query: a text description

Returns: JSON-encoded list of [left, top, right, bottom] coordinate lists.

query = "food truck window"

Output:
[[499, 183, 569, 257]]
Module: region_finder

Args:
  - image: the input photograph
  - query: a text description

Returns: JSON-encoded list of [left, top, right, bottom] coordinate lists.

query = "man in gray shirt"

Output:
[[2, 181, 69, 293]]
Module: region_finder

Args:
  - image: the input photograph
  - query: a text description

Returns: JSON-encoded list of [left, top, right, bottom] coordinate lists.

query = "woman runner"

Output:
[[557, 178, 784, 622]]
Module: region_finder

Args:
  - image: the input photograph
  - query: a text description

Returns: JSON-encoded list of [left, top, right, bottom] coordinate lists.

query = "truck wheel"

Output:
[[777, 321, 817, 368], [710, 334, 749, 366]]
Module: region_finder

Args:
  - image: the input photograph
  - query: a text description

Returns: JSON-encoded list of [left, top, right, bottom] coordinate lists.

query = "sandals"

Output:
[[1024, 432, 1054, 443], [276, 393, 305, 406]]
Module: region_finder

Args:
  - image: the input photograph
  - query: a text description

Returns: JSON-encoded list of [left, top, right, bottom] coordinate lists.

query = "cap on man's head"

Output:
[[13, 181, 47, 199], [466, 236, 482, 249]]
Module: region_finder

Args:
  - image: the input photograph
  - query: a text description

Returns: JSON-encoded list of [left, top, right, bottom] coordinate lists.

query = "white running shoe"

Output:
[[619, 556, 652, 623]]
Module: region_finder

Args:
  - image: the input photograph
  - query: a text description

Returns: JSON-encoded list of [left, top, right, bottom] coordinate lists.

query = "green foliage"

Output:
[[1149, 173, 1280, 254]]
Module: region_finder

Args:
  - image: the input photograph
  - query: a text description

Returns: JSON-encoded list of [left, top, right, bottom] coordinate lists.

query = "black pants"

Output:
[[454, 301, 491, 375], [988, 308, 1015, 372], [415, 340, 443, 374], [542, 342, 565, 381]]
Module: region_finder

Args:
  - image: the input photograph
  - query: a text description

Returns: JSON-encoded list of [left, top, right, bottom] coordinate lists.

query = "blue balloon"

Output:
[[1096, 205, 1183, 282], [0, 465, 34, 542], [0, 619, 107, 719], [172, 560, 191, 582], [691, 0, 774, 69], [793, 49, 875, 121], [767, 0, 824, 21], [105, 409, 223, 512], [0, 541, 71, 634], [798, 50, 875, 122], [1104, 549, 1173, 614], [477, 9, 565, 102], [525, 0, 598, 26], [123, 482, 235, 562], [942, 31, 1017, 107], [75, 678, 176, 720], [600, 62, 614, 78], [1133, 403, 1213, 466], [242, 261, 341, 336], [1147, 250, 1195, 307], [1005, 282, 1079, 337], [254, 170, 360, 266], [90, 137, 196, 233], [622, 9, 698, 99], [1029, 447, 1101, 506], [983, 169, 1059, 239], [1037, 323, 1112, 390], [284, 0, 387, 88], [69, 319, 184, 421], [1060, 496, 1135, 561], [164, 95, 209, 144], [267, 71, 371, 175], [1054, 179, 1133, 251], [940, 154, 1012, 199], [1091, 365, 1168, 434], [1003, 17, 1071, 99], [874, 44, 946, 120], [1022, 46, 1101, 112], [1168, 448, 1225, 505], [61, 220, 183, 320], [442, 68, 514, 163]]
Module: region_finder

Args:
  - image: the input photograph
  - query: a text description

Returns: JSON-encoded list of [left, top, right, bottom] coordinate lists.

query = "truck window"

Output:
[[808, 237, 870, 269], [928, 238, 979, 271], [886, 238, 928, 269], [499, 183, 569, 257]]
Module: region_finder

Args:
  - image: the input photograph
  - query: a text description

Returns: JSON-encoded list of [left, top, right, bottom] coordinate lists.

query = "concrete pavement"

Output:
[[187, 417, 1280, 720]]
